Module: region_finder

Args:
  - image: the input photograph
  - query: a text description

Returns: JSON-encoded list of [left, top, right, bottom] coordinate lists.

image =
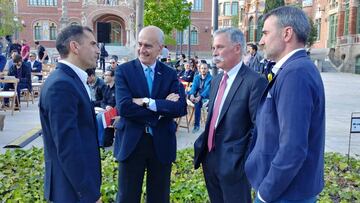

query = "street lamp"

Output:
[[13, 17, 18, 40], [187, 5, 191, 59]]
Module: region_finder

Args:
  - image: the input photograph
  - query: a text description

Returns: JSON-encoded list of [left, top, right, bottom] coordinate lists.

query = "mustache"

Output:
[[212, 56, 224, 64]]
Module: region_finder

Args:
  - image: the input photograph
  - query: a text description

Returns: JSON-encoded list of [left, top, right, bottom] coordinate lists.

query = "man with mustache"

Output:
[[194, 27, 267, 202]]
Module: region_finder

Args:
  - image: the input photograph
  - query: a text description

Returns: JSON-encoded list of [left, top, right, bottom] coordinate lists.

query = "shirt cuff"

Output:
[[148, 98, 157, 112], [257, 192, 266, 203]]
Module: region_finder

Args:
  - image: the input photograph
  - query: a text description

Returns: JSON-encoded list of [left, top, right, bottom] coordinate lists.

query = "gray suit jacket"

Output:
[[194, 64, 267, 181]]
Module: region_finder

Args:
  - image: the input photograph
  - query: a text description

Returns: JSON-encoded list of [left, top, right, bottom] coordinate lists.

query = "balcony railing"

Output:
[[337, 34, 360, 45], [83, 0, 128, 6]]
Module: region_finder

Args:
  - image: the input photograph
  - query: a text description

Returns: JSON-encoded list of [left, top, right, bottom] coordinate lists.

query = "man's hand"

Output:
[[194, 96, 201, 103], [132, 98, 143, 106], [189, 94, 196, 103], [95, 197, 102, 203], [105, 105, 113, 111], [166, 93, 180, 102]]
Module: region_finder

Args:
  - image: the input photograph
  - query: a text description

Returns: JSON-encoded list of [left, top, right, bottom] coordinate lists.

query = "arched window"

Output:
[[248, 17, 254, 42], [33, 20, 58, 41], [355, 55, 360, 74], [34, 23, 42, 40], [110, 21, 122, 45], [190, 27, 198, 45], [256, 16, 263, 42], [49, 23, 57, 40]]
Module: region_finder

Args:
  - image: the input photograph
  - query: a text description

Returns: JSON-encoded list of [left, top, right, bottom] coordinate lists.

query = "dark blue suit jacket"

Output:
[[39, 63, 101, 202], [114, 59, 187, 164], [245, 50, 325, 202], [27, 60, 42, 72], [8, 63, 32, 91], [194, 65, 267, 180]]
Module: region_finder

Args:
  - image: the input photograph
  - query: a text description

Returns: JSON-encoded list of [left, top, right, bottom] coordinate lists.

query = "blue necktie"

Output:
[[145, 67, 154, 136], [145, 67, 153, 96]]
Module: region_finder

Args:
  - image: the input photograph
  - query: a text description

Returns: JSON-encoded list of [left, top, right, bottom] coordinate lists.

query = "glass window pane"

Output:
[[231, 2, 238, 16], [224, 3, 231, 16]]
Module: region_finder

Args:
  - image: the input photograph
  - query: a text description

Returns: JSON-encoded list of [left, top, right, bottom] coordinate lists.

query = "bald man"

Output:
[[113, 26, 187, 203]]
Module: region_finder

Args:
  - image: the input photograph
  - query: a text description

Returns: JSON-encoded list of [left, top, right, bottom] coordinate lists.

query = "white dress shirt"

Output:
[[214, 61, 243, 127], [58, 60, 91, 100]]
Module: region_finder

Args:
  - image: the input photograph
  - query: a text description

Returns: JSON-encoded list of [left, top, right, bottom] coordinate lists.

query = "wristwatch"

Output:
[[142, 97, 150, 108]]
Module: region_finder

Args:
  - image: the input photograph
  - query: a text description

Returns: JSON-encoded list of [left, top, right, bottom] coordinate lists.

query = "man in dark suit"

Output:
[[114, 25, 187, 203], [193, 27, 267, 203], [39, 25, 102, 203], [247, 43, 263, 73], [3, 54, 31, 106], [27, 52, 43, 80], [245, 6, 326, 203]]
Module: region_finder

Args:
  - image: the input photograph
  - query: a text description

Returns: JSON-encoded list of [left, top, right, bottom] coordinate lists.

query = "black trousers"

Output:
[[202, 151, 251, 203], [116, 133, 171, 203]]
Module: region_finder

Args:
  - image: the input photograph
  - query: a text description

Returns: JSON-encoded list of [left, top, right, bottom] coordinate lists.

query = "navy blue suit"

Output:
[[245, 50, 325, 202], [194, 64, 267, 202], [114, 59, 187, 202], [39, 63, 101, 202], [27, 60, 42, 80]]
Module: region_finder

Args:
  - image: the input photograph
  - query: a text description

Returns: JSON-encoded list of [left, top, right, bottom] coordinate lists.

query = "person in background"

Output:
[[95, 69, 116, 147], [0, 53, 6, 72], [245, 6, 326, 203], [39, 25, 102, 202], [86, 68, 106, 107], [160, 45, 169, 60], [247, 43, 263, 73], [99, 42, 108, 73], [187, 62, 212, 133], [193, 27, 267, 203], [27, 52, 43, 81], [21, 39, 30, 62], [35, 41, 49, 64], [3, 54, 31, 107], [179, 62, 194, 83]]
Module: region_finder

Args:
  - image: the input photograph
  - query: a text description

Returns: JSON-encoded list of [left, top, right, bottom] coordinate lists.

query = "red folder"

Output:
[[101, 108, 118, 128]]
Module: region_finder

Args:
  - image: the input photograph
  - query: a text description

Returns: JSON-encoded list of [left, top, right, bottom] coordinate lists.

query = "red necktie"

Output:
[[207, 72, 228, 152]]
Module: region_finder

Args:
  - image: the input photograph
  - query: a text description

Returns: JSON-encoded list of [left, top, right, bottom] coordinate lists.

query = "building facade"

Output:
[[14, 0, 212, 60], [15, 0, 136, 59]]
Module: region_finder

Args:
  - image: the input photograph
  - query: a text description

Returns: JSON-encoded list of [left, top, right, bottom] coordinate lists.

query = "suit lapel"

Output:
[[206, 74, 222, 124], [151, 61, 163, 97], [217, 65, 245, 125]]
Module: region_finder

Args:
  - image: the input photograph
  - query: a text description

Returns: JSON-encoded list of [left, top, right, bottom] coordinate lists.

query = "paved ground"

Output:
[[0, 72, 359, 157]]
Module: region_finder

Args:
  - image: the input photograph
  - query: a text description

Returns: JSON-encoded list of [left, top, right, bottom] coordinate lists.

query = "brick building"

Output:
[[14, 0, 212, 60]]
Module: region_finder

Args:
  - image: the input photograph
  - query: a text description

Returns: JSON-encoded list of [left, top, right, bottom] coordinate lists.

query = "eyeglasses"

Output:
[[111, 62, 116, 64]]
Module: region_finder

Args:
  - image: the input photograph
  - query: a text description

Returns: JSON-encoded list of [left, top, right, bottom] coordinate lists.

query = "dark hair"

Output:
[[249, 44, 258, 52], [263, 6, 310, 44], [56, 25, 93, 58], [181, 54, 186, 59], [34, 41, 39, 45], [200, 59, 207, 64], [85, 68, 96, 77], [13, 54, 22, 63], [111, 55, 118, 62], [106, 69, 115, 77]]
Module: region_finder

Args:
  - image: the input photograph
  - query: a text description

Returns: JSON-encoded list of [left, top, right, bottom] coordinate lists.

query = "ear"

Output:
[[283, 27, 294, 43], [234, 43, 242, 55], [69, 41, 79, 55]]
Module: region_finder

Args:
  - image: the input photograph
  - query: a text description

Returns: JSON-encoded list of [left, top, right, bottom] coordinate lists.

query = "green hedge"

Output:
[[0, 148, 359, 202]]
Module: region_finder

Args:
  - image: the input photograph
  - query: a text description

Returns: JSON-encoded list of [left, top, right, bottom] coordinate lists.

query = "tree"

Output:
[[307, 17, 317, 48], [144, 0, 192, 45], [263, 0, 285, 15], [0, 0, 21, 36]]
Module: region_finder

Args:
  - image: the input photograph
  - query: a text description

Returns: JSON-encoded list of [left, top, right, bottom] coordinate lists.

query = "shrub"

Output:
[[0, 148, 359, 202]]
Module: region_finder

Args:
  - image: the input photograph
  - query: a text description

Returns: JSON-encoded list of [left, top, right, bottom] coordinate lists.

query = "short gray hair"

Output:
[[141, 25, 165, 45], [264, 6, 310, 44], [213, 27, 246, 55]]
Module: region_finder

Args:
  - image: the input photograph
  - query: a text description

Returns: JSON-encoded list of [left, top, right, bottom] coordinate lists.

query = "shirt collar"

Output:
[[58, 60, 88, 85], [272, 48, 304, 74], [140, 61, 157, 72], [226, 61, 243, 79]]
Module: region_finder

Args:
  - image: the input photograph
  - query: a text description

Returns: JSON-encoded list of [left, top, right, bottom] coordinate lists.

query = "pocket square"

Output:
[[266, 92, 272, 98]]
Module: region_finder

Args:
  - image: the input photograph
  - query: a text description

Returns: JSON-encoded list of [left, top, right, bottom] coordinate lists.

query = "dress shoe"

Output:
[[192, 126, 200, 133]]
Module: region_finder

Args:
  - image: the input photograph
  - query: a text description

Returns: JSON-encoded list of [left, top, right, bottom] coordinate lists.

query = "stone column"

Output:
[[60, 0, 69, 29]]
